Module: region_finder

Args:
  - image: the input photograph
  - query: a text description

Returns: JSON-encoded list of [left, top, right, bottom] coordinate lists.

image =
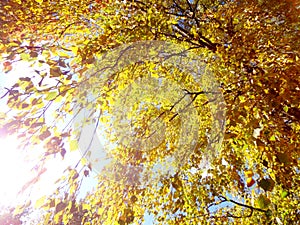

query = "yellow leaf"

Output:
[[81, 157, 88, 166], [58, 51, 70, 58], [35, 196, 46, 208], [45, 91, 57, 101], [20, 53, 30, 61], [245, 170, 254, 178], [71, 46, 78, 55], [238, 95, 246, 103], [98, 207, 104, 215], [44, 213, 51, 225], [54, 95, 63, 103], [62, 213, 70, 224], [246, 177, 255, 187], [13, 205, 25, 216], [0, 112, 6, 119], [82, 203, 91, 211], [151, 72, 159, 78], [35, 0, 43, 3], [269, 135, 276, 141], [70, 140, 78, 151]]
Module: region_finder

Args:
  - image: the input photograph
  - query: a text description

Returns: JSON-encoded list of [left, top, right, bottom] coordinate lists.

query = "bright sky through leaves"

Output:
[[0, 0, 299, 224]]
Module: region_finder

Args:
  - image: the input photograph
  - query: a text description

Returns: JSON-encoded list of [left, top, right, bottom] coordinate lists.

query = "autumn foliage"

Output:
[[0, 0, 300, 224]]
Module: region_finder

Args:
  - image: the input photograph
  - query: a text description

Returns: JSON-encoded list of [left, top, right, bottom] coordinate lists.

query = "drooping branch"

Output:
[[186, 194, 266, 222], [218, 195, 268, 213]]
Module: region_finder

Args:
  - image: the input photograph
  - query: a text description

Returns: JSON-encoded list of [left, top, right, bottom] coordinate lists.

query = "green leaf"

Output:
[[281, 190, 289, 198], [257, 194, 271, 209]]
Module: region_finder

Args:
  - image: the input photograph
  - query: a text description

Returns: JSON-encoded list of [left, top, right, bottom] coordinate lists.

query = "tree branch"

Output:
[[218, 195, 268, 213]]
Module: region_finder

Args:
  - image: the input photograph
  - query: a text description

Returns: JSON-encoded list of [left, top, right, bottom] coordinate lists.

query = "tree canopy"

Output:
[[0, 0, 299, 224]]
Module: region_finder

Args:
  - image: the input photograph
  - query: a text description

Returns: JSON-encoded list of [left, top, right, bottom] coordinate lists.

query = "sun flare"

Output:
[[0, 135, 33, 206]]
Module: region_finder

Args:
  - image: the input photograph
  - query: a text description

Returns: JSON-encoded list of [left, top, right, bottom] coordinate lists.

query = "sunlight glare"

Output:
[[0, 135, 33, 206]]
